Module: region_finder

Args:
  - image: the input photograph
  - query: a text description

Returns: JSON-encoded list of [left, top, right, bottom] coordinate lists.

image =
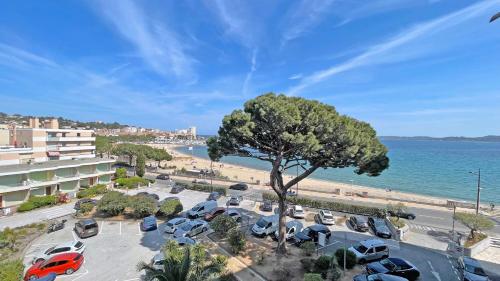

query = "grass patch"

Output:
[[0, 223, 47, 263], [76, 184, 108, 198], [389, 217, 406, 229], [17, 195, 58, 212], [464, 233, 488, 248], [115, 177, 151, 189]]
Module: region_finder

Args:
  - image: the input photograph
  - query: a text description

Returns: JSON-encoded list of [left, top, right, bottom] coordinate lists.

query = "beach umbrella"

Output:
[[491, 12, 500, 23]]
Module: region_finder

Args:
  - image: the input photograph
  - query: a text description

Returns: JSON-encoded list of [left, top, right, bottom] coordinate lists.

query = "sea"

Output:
[[174, 140, 500, 204]]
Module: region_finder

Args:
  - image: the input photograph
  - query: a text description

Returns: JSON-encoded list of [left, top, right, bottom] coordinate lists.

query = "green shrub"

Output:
[[0, 259, 24, 281], [185, 183, 227, 196], [329, 264, 342, 281], [334, 248, 356, 269], [304, 273, 323, 281], [301, 241, 316, 256], [17, 202, 36, 212], [315, 255, 332, 272], [76, 184, 108, 199], [301, 258, 316, 273], [262, 192, 384, 216], [228, 228, 246, 254], [115, 167, 127, 179], [29, 195, 57, 208], [389, 217, 406, 228], [129, 195, 158, 218], [210, 214, 237, 238], [158, 199, 183, 218], [97, 191, 128, 216], [136, 153, 145, 177], [79, 203, 95, 215], [115, 177, 149, 189]]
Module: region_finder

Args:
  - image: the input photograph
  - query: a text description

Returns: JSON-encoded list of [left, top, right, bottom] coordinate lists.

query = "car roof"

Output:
[[309, 224, 329, 231], [78, 218, 97, 225], [360, 239, 386, 247], [295, 205, 304, 210], [355, 215, 367, 221], [462, 256, 482, 267], [54, 241, 79, 248], [144, 216, 156, 221], [190, 219, 205, 225], [388, 258, 413, 267], [168, 217, 186, 223], [153, 253, 164, 261], [227, 209, 240, 215], [47, 252, 79, 262], [286, 220, 303, 228], [321, 210, 332, 214]]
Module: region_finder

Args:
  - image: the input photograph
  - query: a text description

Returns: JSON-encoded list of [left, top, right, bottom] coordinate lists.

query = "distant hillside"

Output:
[[380, 135, 500, 142], [0, 112, 127, 129]]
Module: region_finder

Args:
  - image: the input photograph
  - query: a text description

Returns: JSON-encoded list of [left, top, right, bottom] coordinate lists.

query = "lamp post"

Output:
[[469, 169, 481, 215]]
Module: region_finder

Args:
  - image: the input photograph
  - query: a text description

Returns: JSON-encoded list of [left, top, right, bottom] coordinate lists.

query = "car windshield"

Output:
[[374, 220, 385, 226], [323, 213, 333, 219], [256, 218, 267, 228], [295, 209, 304, 213], [367, 275, 383, 281], [465, 264, 487, 276], [191, 206, 201, 212], [44, 246, 55, 254], [180, 223, 192, 231], [353, 243, 368, 253], [380, 259, 396, 271], [75, 241, 83, 248], [301, 228, 311, 236]]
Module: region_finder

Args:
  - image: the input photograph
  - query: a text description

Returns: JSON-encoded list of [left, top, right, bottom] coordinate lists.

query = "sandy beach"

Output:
[[150, 144, 477, 212]]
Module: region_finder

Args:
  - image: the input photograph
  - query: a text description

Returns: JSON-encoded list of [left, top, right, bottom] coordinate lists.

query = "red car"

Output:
[[204, 207, 226, 221], [24, 252, 84, 281]]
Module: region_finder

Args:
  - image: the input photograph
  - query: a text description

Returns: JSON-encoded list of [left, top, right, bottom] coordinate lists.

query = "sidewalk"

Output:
[[0, 203, 75, 231]]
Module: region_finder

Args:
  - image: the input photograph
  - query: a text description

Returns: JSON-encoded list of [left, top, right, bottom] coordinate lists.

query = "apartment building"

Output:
[[0, 158, 114, 209]]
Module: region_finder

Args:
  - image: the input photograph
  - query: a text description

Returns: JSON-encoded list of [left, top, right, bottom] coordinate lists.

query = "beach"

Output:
[[149, 144, 481, 212]]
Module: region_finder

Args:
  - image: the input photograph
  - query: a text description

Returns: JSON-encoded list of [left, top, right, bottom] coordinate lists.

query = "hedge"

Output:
[[129, 195, 158, 218], [262, 192, 384, 216], [76, 184, 108, 199], [334, 248, 357, 269], [115, 177, 150, 189], [97, 191, 128, 216], [158, 199, 183, 218], [17, 195, 57, 212], [303, 273, 323, 281], [176, 182, 227, 196]]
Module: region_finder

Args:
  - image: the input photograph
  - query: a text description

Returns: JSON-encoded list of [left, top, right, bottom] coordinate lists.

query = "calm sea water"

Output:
[[175, 140, 500, 204]]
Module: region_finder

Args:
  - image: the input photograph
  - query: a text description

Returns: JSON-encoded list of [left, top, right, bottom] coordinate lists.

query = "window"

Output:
[[43, 262, 57, 269], [375, 246, 387, 252], [77, 133, 81, 137], [56, 260, 68, 266]]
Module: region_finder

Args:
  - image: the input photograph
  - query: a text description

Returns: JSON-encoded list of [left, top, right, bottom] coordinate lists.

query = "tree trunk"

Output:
[[277, 196, 287, 255]]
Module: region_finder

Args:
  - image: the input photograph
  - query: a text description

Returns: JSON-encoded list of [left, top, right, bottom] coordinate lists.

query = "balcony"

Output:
[[47, 136, 95, 142], [47, 145, 96, 152], [0, 182, 30, 193]]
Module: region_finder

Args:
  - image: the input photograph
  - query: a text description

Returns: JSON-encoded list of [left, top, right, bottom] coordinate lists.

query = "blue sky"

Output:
[[1, 0, 500, 136]]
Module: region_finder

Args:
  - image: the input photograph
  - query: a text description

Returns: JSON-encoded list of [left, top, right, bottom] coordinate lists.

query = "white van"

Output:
[[348, 239, 389, 263], [187, 201, 217, 219], [251, 215, 279, 237], [273, 220, 303, 240]]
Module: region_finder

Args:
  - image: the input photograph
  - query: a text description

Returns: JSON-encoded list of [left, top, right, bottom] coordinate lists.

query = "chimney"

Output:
[[28, 118, 39, 128], [44, 119, 59, 129]]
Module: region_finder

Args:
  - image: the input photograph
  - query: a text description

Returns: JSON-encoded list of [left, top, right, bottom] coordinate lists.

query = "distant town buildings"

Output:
[[95, 125, 198, 140]]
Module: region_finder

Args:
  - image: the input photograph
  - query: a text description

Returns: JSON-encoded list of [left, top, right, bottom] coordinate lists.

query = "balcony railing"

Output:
[[47, 136, 95, 142], [46, 145, 96, 152]]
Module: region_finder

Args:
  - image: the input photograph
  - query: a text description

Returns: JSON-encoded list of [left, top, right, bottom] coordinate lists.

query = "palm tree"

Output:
[[491, 12, 500, 22], [137, 241, 227, 281]]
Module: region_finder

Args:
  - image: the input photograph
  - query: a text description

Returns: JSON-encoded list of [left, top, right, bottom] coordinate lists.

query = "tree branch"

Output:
[[284, 164, 321, 190]]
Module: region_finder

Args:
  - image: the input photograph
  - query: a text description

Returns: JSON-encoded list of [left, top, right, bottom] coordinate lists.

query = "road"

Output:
[[0, 202, 75, 231]]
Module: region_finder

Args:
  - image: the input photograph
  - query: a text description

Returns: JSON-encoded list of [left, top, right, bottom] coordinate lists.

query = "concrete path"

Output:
[[0, 202, 75, 231]]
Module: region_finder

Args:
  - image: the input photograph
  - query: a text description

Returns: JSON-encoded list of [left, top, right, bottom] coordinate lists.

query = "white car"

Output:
[[173, 220, 209, 238], [290, 205, 305, 219], [32, 241, 85, 264], [318, 210, 335, 225], [164, 217, 188, 234]]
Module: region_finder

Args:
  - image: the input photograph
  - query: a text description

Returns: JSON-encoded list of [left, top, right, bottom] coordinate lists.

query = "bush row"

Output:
[[175, 182, 227, 196], [76, 184, 108, 199], [115, 177, 151, 189], [301, 249, 356, 280], [262, 192, 384, 216], [17, 195, 57, 212]]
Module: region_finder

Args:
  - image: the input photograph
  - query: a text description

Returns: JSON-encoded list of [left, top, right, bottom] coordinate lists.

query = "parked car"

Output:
[[173, 236, 196, 246], [73, 219, 98, 239], [173, 220, 209, 238], [349, 239, 389, 264], [203, 207, 226, 221], [387, 210, 416, 220], [164, 217, 188, 234], [318, 210, 335, 225], [170, 184, 185, 194], [156, 173, 170, 180], [368, 217, 392, 238], [290, 205, 306, 219], [353, 273, 409, 281], [286, 190, 297, 197], [251, 214, 279, 237], [141, 215, 158, 231], [150, 253, 165, 271], [229, 183, 248, 191], [73, 199, 97, 210], [260, 200, 273, 212], [273, 220, 303, 241], [207, 192, 221, 201], [366, 258, 420, 281], [227, 195, 243, 205], [31, 273, 57, 281], [32, 241, 85, 264], [226, 209, 242, 222], [274, 205, 290, 216], [24, 253, 84, 281], [294, 224, 331, 246], [187, 201, 218, 219], [349, 216, 370, 232], [458, 256, 490, 281]]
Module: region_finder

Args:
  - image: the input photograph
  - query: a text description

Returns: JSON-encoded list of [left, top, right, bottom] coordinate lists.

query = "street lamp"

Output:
[[469, 169, 482, 215]]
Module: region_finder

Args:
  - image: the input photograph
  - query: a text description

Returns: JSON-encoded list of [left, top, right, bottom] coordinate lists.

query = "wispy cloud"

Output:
[[0, 43, 58, 68], [281, 0, 334, 46], [288, 0, 499, 96], [242, 48, 258, 95], [93, 0, 196, 81], [288, 73, 303, 80]]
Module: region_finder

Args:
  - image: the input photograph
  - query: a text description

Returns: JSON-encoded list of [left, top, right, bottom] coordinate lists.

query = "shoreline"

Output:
[[150, 143, 482, 212]]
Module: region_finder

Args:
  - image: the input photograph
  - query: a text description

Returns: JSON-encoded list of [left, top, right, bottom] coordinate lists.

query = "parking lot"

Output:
[[21, 181, 494, 281]]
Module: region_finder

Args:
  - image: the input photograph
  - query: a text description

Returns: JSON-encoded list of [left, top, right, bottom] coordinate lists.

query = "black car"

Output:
[[353, 273, 408, 281], [227, 195, 243, 205], [74, 198, 97, 210], [368, 217, 392, 238], [156, 173, 170, 180], [458, 256, 490, 281], [349, 216, 369, 232], [207, 192, 221, 201], [366, 258, 420, 281], [229, 183, 248, 191], [171, 184, 185, 194], [261, 200, 273, 212], [294, 224, 331, 245], [387, 211, 416, 220]]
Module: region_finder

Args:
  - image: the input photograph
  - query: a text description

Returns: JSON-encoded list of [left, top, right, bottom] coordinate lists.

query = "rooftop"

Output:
[[0, 158, 114, 176]]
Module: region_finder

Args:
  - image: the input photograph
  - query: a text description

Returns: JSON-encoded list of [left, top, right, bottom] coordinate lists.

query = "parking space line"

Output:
[[99, 221, 105, 234], [137, 222, 142, 235], [119, 222, 122, 236], [72, 229, 78, 241]]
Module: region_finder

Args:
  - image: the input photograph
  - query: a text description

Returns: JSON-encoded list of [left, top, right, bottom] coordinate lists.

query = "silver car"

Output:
[[32, 241, 85, 264], [226, 209, 242, 222], [349, 239, 389, 264], [173, 220, 209, 238], [150, 253, 165, 271], [318, 210, 335, 225], [164, 217, 187, 234]]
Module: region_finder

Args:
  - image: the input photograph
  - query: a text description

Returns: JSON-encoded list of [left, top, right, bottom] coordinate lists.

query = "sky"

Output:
[[1, 0, 500, 137]]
